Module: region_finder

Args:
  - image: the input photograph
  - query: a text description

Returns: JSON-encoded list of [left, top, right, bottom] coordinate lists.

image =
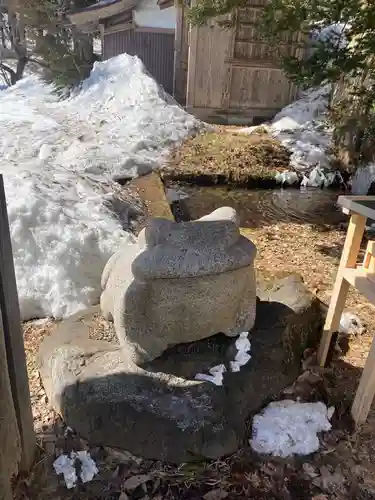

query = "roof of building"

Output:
[[68, 0, 137, 27], [69, 0, 174, 28]]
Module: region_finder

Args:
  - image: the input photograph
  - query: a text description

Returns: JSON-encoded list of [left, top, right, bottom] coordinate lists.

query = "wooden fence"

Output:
[[0, 174, 35, 499]]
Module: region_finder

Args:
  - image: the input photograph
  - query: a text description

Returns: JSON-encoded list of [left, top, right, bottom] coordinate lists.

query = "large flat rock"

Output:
[[38, 274, 324, 463]]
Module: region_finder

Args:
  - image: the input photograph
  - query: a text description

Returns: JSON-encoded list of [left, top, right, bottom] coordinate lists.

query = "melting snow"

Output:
[[195, 364, 226, 386], [230, 331, 252, 372], [240, 85, 333, 182], [195, 331, 252, 384], [250, 400, 333, 457], [351, 163, 375, 195], [53, 451, 98, 489], [0, 54, 201, 320]]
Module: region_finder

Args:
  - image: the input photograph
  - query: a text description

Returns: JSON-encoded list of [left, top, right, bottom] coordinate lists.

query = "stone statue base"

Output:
[[38, 275, 324, 463]]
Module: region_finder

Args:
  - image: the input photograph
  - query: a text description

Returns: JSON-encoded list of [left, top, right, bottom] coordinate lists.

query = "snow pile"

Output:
[[270, 85, 332, 173], [241, 86, 333, 181], [250, 400, 333, 457], [0, 54, 201, 320]]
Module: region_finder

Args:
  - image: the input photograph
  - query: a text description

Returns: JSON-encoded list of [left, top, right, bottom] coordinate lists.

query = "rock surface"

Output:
[[101, 209, 257, 364], [38, 274, 324, 463]]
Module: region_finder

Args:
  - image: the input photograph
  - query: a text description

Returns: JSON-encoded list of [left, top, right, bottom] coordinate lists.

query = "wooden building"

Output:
[[69, 0, 305, 124]]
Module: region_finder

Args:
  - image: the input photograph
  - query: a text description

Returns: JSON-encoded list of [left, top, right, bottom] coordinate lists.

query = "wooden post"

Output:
[[317, 213, 366, 366], [185, 0, 198, 109], [0, 175, 36, 472], [351, 334, 375, 424]]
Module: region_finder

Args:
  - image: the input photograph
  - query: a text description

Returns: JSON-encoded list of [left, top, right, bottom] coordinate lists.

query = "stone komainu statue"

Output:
[[100, 208, 257, 365]]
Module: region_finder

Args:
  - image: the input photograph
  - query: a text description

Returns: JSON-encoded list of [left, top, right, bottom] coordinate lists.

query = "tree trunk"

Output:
[[72, 26, 94, 79], [15, 55, 27, 81]]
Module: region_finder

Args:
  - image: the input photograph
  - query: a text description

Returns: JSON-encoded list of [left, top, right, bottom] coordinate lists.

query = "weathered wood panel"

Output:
[[229, 66, 296, 109], [0, 175, 36, 480], [103, 29, 175, 94], [185, 0, 304, 124], [237, 22, 301, 44], [0, 175, 35, 474], [173, 3, 189, 103], [234, 40, 300, 61], [0, 313, 21, 500], [187, 18, 234, 109]]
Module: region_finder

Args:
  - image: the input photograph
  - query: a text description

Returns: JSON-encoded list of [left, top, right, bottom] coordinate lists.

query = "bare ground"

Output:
[[15, 217, 375, 500]]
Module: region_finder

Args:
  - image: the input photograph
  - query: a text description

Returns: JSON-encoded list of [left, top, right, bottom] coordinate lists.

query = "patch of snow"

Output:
[[275, 171, 299, 186], [271, 86, 332, 173], [0, 54, 201, 320], [311, 23, 348, 49], [230, 332, 252, 372], [78, 450, 99, 484], [301, 165, 336, 188], [250, 400, 332, 457], [240, 86, 332, 177], [195, 364, 226, 386], [195, 332, 252, 383], [53, 453, 77, 489], [93, 37, 102, 56], [339, 312, 365, 335], [351, 164, 375, 195], [53, 451, 98, 489]]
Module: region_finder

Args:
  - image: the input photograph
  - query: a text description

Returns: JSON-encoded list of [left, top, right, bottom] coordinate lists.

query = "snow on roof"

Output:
[[68, 0, 137, 26]]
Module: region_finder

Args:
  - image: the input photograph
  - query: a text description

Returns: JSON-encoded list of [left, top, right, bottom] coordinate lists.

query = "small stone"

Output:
[[302, 462, 319, 479], [203, 489, 228, 500], [123, 474, 151, 491], [104, 446, 141, 464], [327, 406, 335, 420]]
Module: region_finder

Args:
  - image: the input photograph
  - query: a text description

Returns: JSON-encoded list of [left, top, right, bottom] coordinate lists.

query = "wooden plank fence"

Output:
[[0, 174, 36, 499]]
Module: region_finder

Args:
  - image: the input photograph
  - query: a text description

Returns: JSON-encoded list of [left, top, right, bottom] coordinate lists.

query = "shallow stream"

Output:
[[168, 184, 348, 228]]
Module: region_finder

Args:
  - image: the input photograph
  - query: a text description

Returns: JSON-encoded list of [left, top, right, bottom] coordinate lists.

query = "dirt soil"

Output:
[[161, 130, 292, 188], [15, 211, 375, 500]]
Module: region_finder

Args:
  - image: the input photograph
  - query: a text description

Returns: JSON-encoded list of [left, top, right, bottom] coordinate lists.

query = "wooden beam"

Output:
[[134, 26, 175, 34], [0, 175, 35, 472], [173, 2, 184, 99], [186, 0, 198, 108], [221, 20, 236, 110], [317, 213, 366, 367], [351, 334, 375, 424], [103, 21, 134, 35]]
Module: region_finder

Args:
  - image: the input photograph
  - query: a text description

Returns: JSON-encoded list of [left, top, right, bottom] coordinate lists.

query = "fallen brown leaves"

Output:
[[16, 193, 375, 500], [162, 131, 291, 188]]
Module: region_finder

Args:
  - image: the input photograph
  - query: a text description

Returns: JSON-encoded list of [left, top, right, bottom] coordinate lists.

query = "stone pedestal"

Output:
[[38, 274, 324, 463]]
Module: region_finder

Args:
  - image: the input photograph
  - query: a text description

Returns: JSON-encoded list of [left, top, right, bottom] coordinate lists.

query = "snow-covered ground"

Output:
[[0, 54, 201, 320]]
